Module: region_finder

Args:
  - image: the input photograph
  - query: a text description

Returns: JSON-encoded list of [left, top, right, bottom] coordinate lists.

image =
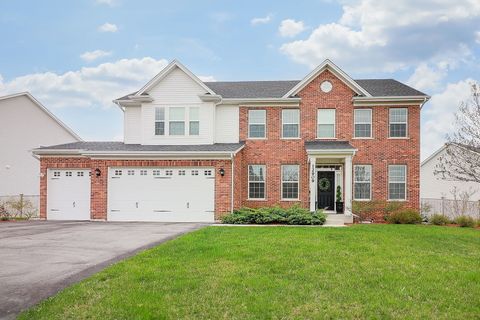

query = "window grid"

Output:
[[152, 170, 160, 176], [77, 172, 84, 177], [166, 170, 173, 176], [178, 170, 186, 176], [248, 110, 266, 138], [53, 171, 60, 177], [191, 170, 199, 176], [282, 109, 300, 138], [281, 165, 299, 199], [114, 170, 122, 176], [140, 170, 147, 176], [389, 108, 408, 138], [204, 170, 212, 176], [388, 165, 407, 200], [317, 109, 335, 138], [155, 107, 165, 136], [354, 165, 372, 200], [128, 170, 135, 176], [354, 109, 372, 138], [248, 165, 266, 199]]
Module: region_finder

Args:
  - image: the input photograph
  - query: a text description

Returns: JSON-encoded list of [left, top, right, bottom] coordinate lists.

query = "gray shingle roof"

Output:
[[36, 141, 245, 153], [115, 79, 428, 101], [305, 141, 356, 151], [355, 79, 427, 97]]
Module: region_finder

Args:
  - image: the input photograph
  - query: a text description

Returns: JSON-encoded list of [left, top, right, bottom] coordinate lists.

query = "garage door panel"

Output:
[[108, 167, 215, 222]]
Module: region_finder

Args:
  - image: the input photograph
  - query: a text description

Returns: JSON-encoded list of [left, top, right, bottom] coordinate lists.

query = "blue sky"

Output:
[[1, 0, 479, 159]]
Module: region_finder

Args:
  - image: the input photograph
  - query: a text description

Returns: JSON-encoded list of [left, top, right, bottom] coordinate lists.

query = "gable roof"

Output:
[[422, 143, 480, 167], [135, 60, 215, 97], [0, 92, 82, 141], [204, 80, 299, 99], [355, 79, 427, 97]]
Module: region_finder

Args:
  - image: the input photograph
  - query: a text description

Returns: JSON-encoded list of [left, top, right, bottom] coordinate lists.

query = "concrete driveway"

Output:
[[0, 221, 206, 319]]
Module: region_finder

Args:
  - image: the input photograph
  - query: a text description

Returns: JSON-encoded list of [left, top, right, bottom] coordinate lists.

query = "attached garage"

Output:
[[47, 169, 91, 220], [107, 167, 215, 222]]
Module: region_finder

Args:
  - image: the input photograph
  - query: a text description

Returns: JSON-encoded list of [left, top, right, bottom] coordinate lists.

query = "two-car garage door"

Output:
[[107, 167, 215, 222], [47, 167, 215, 222]]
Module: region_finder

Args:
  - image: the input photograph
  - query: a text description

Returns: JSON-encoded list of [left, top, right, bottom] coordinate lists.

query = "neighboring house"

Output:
[[0, 92, 81, 197], [33, 59, 429, 222], [421, 144, 480, 201]]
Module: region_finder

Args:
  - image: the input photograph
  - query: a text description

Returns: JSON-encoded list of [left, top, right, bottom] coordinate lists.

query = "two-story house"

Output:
[[33, 59, 429, 223]]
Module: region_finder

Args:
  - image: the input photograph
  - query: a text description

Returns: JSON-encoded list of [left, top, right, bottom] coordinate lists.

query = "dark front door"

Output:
[[317, 171, 335, 210]]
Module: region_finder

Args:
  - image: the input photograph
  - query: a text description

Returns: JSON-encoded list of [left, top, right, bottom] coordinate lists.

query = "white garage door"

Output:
[[107, 167, 215, 222], [47, 169, 91, 220]]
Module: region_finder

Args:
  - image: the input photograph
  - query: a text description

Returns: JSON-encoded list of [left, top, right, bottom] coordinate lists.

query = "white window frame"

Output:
[[168, 107, 186, 136], [281, 165, 300, 200], [388, 165, 407, 201], [317, 109, 336, 139], [354, 109, 372, 138], [154, 107, 165, 136], [389, 108, 408, 138], [353, 165, 372, 201], [189, 107, 200, 136], [248, 110, 266, 139], [281, 109, 300, 139], [248, 165, 266, 200]]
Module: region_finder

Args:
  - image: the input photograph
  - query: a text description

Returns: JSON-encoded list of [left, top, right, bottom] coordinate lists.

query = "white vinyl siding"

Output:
[[248, 165, 266, 199], [317, 109, 335, 138], [215, 105, 239, 143], [282, 165, 299, 199], [282, 109, 300, 138], [124, 106, 142, 144], [354, 165, 372, 200], [389, 108, 408, 138], [388, 165, 407, 200], [354, 109, 372, 138], [248, 110, 266, 138]]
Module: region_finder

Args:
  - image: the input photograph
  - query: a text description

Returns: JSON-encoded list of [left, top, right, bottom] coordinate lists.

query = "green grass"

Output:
[[20, 225, 480, 319]]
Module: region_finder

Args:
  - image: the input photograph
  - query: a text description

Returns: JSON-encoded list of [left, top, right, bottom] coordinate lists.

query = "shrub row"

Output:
[[221, 205, 327, 225]]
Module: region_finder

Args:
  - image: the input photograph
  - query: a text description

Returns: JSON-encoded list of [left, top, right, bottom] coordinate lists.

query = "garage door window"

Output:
[[66, 171, 72, 177], [77, 172, 84, 177], [114, 170, 122, 176], [53, 171, 60, 177], [191, 170, 199, 176], [128, 170, 135, 175], [179, 170, 186, 176], [166, 170, 173, 176], [204, 170, 212, 176], [153, 170, 160, 176]]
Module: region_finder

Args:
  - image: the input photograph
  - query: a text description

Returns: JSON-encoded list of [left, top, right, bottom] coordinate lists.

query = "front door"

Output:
[[317, 171, 335, 211]]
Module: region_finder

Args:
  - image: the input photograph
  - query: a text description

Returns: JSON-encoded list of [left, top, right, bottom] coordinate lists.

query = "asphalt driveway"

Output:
[[0, 220, 206, 319]]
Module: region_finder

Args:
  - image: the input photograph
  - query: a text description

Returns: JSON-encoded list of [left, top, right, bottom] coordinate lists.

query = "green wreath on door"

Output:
[[318, 178, 331, 191]]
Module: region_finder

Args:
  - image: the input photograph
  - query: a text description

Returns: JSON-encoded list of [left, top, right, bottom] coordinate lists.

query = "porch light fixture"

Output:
[[219, 168, 225, 176], [95, 168, 101, 177]]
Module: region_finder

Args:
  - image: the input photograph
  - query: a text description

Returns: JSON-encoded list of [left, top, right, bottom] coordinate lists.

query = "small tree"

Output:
[[336, 185, 342, 202], [435, 82, 480, 183]]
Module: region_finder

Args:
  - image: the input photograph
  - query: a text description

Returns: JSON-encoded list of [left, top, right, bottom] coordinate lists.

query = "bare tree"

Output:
[[435, 82, 480, 183]]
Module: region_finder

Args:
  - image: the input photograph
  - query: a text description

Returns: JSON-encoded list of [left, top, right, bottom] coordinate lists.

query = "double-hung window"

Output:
[[248, 165, 266, 199], [248, 110, 266, 138], [317, 109, 335, 138], [354, 109, 372, 138], [282, 109, 299, 138], [189, 107, 200, 135], [169, 107, 185, 135], [282, 165, 299, 199], [354, 165, 372, 200], [388, 165, 407, 200], [389, 108, 408, 138], [155, 107, 165, 135]]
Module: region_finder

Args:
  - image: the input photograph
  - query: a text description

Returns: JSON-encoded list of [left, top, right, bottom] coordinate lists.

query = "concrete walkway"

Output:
[[0, 220, 205, 319]]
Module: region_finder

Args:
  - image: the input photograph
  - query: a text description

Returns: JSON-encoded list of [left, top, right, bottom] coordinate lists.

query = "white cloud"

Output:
[[407, 63, 448, 92], [279, 19, 306, 37], [98, 22, 118, 33], [476, 31, 480, 43], [95, 0, 116, 6], [422, 79, 478, 160], [251, 14, 273, 26], [198, 75, 216, 82], [281, 0, 480, 72], [0, 57, 169, 109], [80, 50, 112, 62]]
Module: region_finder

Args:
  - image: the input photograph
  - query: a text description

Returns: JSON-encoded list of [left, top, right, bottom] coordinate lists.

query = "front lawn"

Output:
[[20, 225, 479, 319]]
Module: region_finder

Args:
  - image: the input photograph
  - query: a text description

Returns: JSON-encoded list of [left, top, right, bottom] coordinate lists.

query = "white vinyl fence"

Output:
[[0, 194, 39, 219], [421, 197, 480, 220]]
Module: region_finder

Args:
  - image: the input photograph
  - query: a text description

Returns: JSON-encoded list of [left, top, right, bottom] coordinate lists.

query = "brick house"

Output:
[[33, 59, 429, 223]]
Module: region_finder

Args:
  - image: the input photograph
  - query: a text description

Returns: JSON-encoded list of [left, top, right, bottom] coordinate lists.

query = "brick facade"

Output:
[[40, 157, 234, 220], [237, 70, 420, 215]]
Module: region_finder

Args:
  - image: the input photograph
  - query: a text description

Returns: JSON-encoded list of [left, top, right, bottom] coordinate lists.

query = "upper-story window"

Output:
[[169, 107, 186, 136], [317, 109, 335, 138], [389, 108, 408, 138], [248, 110, 266, 139], [282, 109, 300, 138], [354, 109, 372, 138], [155, 107, 165, 136], [189, 107, 200, 135]]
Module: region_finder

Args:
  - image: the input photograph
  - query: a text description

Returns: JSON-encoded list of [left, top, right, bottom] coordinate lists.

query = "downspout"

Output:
[[230, 152, 234, 213]]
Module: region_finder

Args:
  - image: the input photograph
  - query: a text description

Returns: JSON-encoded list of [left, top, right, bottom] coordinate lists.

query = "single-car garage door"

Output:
[[47, 169, 91, 220], [107, 167, 215, 222]]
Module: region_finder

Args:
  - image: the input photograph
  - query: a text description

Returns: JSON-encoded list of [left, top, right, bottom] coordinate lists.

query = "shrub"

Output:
[[429, 214, 451, 226], [221, 205, 326, 225], [387, 209, 422, 224], [454, 215, 476, 228], [352, 200, 406, 222], [0, 202, 9, 221]]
